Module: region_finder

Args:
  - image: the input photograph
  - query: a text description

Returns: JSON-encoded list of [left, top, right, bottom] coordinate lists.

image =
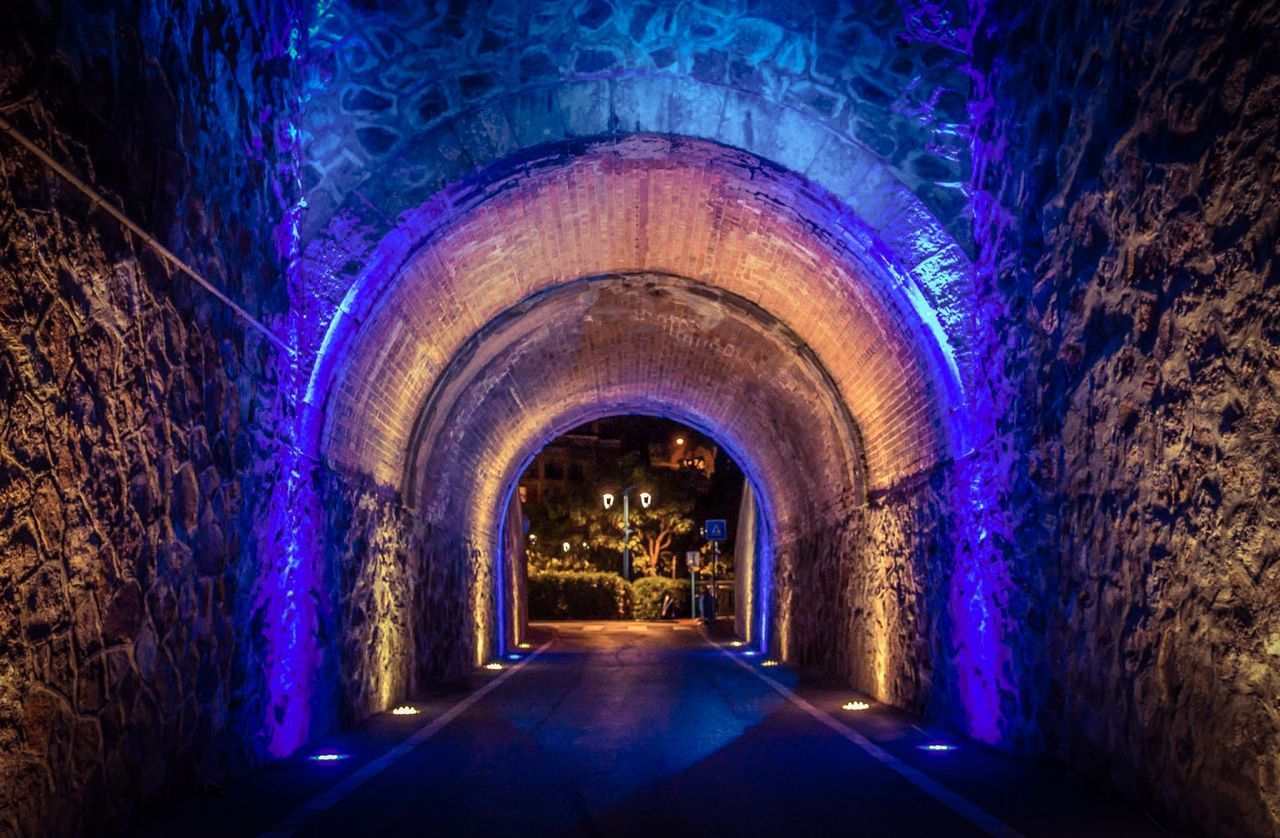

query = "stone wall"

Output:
[[1, 1, 288, 834], [974, 0, 1280, 833], [320, 470, 415, 723]]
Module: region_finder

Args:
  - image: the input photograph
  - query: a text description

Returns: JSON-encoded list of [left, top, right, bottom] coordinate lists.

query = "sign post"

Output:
[[686, 550, 701, 617]]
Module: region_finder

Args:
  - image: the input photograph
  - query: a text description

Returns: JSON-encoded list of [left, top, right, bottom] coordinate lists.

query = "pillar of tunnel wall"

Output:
[[975, 0, 1280, 833], [0, 2, 293, 834], [734, 483, 758, 643], [503, 491, 529, 651]]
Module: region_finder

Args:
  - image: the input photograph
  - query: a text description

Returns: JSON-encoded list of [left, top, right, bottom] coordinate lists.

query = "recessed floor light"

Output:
[[391, 706, 419, 716], [842, 701, 870, 711]]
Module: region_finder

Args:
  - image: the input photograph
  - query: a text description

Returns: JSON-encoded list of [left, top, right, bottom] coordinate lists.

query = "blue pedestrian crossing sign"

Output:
[[705, 519, 728, 542]]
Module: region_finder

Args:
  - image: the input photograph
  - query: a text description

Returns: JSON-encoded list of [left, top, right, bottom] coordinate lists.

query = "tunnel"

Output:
[[2, 0, 1278, 835]]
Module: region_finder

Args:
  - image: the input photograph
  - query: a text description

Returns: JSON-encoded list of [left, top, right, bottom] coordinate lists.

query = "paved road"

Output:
[[138, 621, 1167, 837], [292, 622, 990, 837]]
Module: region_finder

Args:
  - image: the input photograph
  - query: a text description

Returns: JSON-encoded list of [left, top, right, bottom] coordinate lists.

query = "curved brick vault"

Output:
[[406, 274, 867, 664], [310, 136, 968, 496], [306, 133, 978, 696]]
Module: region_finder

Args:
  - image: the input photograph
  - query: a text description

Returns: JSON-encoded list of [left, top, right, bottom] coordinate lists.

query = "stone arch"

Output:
[[307, 135, 968, 498], [402, 274, 865, 672]]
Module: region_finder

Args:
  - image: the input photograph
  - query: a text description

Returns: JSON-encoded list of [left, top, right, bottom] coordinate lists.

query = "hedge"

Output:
[[528, 571, 634, 620], [632, 577, 689, 620]]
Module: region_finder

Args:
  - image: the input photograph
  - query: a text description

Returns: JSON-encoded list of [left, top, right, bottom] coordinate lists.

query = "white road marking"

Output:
[[709, 639, 1024, 838], [260, 642, 550, 837]]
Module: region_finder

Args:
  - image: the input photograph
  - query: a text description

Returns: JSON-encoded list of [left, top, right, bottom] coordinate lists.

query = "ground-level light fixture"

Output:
[[392, 705, 419, 716], [842, 701, 870, 711], [919, 743, 955, 752], [729, 641, 743, 648], [309, 752, 349, 763], [484, 662, 503, 671], [528, 533, 536, 541], [518, 642, 531, 649], [507, 653, 521, 661], [761, 659, 779, 667], [743, 650, 757, 656]]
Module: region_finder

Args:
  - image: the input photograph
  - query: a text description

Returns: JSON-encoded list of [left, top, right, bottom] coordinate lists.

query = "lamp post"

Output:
[[603, 485, 651, 580]]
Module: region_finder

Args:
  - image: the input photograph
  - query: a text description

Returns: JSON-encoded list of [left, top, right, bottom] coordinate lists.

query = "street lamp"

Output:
[[603, 484, 651, 580]]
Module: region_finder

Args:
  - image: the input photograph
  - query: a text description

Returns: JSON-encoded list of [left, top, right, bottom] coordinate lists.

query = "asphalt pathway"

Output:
[[134, 622, 1170, 837]]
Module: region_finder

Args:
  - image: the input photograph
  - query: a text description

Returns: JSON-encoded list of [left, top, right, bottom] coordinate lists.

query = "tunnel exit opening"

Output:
[[494, 415, 757, 646]]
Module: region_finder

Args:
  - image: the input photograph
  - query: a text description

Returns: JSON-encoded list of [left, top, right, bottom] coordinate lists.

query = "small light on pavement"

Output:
[[508, 653, 521, 660], [842, 701, 870, 711], [729, 641, 743, 647], [919, 743, 955, 752], [518, 642, 532, 649], [743, 650, 757, 656], [484, 662, 504, 671], [391, 706, 419, 716], [761, 659, 779, 667], [309, 752, 349, 763]]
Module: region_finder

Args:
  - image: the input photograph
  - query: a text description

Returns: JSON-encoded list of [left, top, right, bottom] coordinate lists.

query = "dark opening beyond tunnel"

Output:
[[516, 416, 746, 624]]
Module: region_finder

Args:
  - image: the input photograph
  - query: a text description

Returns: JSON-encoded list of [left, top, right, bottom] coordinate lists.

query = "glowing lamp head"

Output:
[[639, 491, 652, 508], [391, 705, 419, 716], [602, 493, 615, 510], [562, 542, 571, 553], [842, 701, 871, 711], [676, 437, 685, 445], [528, 533, 536, 541]]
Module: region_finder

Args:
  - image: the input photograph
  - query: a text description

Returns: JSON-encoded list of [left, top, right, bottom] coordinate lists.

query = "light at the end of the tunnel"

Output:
[[484, 662, 504, 670], [391, 706, 419, 716], [842, 701, 871, 711], [761, 659, 779, 667], [919, 743, 955, 752], [310, 753, 349, 762]]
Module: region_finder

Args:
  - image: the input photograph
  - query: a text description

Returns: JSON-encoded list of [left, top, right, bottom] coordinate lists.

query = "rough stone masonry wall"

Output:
[[0, 1, 288, 834], [975, 0, 1280, 833]]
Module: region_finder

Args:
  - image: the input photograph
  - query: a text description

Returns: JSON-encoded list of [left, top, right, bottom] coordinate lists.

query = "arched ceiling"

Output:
[[409, 275, 865, 549], [311, 136, 964, 495]]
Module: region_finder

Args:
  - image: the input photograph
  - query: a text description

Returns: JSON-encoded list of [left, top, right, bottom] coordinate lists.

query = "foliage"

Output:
[[632, 576, 689, 620], [527, 571, 633, 620]]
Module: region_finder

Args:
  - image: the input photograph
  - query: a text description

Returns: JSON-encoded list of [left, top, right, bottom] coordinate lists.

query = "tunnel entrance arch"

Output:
[[292, 132, 1003, 754], [402, 274, 865, 673]]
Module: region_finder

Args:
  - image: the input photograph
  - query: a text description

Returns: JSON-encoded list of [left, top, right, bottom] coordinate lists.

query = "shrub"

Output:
[[632, 576, 689, 620], [528, 571, 634, 620]]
